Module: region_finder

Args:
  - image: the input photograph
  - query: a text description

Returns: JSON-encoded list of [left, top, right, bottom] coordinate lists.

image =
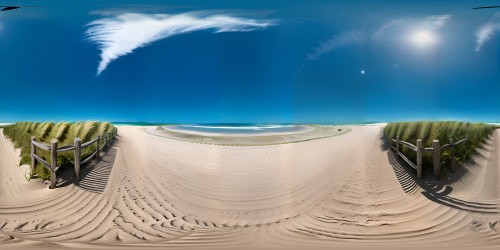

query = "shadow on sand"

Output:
[[56, 143, 118, 193], [77, 146, 117, 193], [381, 133, 499, 214]]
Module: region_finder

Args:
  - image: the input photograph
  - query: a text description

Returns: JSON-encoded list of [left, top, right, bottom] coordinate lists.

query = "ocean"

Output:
[[164, 124, 304, 134]]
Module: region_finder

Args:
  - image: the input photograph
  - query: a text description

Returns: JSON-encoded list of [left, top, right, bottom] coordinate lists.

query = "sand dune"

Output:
[[0, 125, 499, 249]]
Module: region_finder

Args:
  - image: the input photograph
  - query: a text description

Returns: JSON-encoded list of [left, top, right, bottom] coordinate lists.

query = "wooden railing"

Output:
[[30, 129, 118, 189], [390, 136, 467, 179]]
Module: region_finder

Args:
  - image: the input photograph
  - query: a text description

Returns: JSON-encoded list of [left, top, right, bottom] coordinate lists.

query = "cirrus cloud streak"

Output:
[[475, 13, 500, 52], [306, 15, 451, 62], [85, 12, 276, 75], [306, 31, 364, 61]]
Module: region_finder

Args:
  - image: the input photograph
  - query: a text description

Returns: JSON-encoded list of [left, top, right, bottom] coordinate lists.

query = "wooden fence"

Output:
[[390, 136, 467, 179], [31, 128, 118, 189]]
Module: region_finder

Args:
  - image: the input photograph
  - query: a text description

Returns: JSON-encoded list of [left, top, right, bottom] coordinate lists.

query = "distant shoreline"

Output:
[[161, 124, 314, 137], [1, 121, 498, 127]]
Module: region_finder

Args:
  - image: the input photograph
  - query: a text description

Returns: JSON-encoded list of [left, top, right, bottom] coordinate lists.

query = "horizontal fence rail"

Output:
[[31, 128, 118, 189], [32, 141, 51, 151], [81, 138, 98, 148], [390, 135, 468, 179], [32, 153, 50, 170], [80, 151, 97, 165], [57, 145, 75, 153]]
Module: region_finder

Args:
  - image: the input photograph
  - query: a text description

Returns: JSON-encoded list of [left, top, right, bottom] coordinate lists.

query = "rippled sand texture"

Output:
[[0, 125, 499, 250]]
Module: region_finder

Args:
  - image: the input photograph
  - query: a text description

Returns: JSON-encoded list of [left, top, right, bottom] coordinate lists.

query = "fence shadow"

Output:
[[387, 149, 420, 194], [380, 132, 419, 194], [76, 145, 117, 193], [419, 182, 499, 214], [383, 135, 499, 213]]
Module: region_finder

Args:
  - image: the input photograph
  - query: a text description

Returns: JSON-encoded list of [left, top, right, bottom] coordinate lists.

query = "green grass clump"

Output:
[[54, 122, 71, 141], [2, 121, 117, 180], [98, 122, 114, 136], [29, 122, 40, 133], [71, 122, 84, 138], [385, 121, 495, 175], [79, 122, 98, 142]]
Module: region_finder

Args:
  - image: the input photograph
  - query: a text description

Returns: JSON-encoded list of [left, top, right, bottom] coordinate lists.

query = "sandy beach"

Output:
[[0, 125, 499, 249], [160, 124, 315, 137]]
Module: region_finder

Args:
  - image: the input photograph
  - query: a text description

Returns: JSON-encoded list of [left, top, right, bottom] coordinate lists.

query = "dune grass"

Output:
[[2, 121, 116, 180], [385, 121, 495, 175]]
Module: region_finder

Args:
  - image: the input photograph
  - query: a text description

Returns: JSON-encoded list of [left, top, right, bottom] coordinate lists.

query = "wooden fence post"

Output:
[[396, 136, 400, 156], [31, 136, 37, 177], [50, 139, 58, 189], [105, 134, 109, 149], [416, 139, 423, 179], [449, 138, 455, 168], [96, 135, 100, 158], [433, 140, 440, 178], [74, 137, 81, 181]]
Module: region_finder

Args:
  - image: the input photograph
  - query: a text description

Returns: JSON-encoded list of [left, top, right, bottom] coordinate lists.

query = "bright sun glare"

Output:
[[409, 29, 438, 48]]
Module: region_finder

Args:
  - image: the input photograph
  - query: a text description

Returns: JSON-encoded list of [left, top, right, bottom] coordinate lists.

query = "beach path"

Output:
[[0, 126, 499, 249]]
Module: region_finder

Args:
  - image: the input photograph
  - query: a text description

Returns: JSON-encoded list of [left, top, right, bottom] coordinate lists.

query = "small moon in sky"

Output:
[[361, 70, 365, 75]]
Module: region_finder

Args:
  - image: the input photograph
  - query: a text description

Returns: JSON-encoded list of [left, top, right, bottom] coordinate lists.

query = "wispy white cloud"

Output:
[[374, 15, 451, 40], [373, 20, 402, 41], [85, 12, 276, 75], [306, 31, 364, 61], [475, 13, 500, 52], [424, 15, 451, 29], [307, 15, 451, 62]]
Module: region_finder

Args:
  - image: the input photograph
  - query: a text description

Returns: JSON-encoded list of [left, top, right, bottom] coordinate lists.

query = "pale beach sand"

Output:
[[148, 125, 348, 145], [160, 124, 315, 137], [0, 125, 499, 249]]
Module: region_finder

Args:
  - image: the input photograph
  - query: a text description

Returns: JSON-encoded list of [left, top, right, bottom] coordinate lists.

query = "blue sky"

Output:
[[0, 0, 498, 123]]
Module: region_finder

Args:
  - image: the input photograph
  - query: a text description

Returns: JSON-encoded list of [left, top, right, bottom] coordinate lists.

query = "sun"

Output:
[[408, 29, 438, 48]]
